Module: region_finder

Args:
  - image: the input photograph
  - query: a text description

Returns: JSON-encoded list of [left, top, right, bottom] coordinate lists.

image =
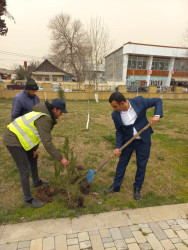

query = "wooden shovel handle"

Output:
[[119, 123, 151, 152]]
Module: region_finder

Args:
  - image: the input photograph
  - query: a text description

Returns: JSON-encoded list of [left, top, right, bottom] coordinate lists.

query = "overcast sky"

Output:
[[1, 0, 188, 69]]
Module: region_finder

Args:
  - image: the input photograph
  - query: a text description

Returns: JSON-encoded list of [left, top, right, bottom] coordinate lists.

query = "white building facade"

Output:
[[105, 42, 188, 90]]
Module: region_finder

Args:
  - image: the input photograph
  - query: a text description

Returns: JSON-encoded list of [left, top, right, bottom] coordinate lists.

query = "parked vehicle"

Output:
[[38, 86, 44, 91], [62, 88, 72, 92], [52, 85, 62, 92], [7, 81, 26, 90]]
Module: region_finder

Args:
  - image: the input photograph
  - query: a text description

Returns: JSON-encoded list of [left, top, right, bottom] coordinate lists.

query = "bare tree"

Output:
[[0, 0, 15, 36], [48, 13, 91, 82], [87, 16, 112, 90]]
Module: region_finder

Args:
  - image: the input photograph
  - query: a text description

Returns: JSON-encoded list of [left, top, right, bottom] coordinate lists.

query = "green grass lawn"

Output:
[[0, 98, 188, 224]]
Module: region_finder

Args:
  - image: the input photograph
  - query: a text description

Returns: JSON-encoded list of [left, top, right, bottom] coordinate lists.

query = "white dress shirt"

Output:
[[120, 102, 141, 139]]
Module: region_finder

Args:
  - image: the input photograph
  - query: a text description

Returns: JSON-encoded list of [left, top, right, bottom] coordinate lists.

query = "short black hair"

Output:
[[109, 92, 126, 104]]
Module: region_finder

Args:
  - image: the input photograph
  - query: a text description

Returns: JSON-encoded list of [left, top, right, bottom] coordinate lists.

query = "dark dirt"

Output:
[[34, 185, 66, 203], [34, 179, 89, 208]]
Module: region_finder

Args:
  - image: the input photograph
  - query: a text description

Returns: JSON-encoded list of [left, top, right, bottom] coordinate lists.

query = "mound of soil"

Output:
[[34, 184, 65, 203], [34, 184, 85, 208]]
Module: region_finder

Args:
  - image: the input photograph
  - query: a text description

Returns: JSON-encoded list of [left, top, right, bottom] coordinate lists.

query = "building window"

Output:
[[174, 59, 188, 71], [63, 75, 72, 81], [152, 58, 169, 70], [53, 78, 57, 81], [37, 77, 42, 81], [45, 77, 49, 81], [128, 56, 147, 69]]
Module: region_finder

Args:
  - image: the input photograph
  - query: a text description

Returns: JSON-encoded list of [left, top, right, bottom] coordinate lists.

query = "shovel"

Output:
[[80, 123, 151, 191]]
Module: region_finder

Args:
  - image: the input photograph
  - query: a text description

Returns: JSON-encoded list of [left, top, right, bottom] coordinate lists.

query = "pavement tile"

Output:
[[129, 225, 139, 231], [160, 239, 175, 250], [139, 223, 149, 228], [67, 238, 79, 245], [0, 218, 72, 244], [125, 238, 136, 244], [67, 234, 78, 239], [175, 203, 188, 218], [148, 222, 168, 240], [174, 243, 188, 250], [0, 243, 18, 250], [72, 214, 104, 233], [88, 230, 99, 235], [157, 221, 170, 230], [101, 211, 131, 228], [184, 239, 188, 244], [170, 237, 182, 243], [67, 246, 80, 250], [167, 220, 177, 226], [127, 242, 140, 250], [132, 230, 147, 243], [146, 233, 164, 250], [102, 237, 113, 243], [109, 228, 123, 240], [30, 238, 42, 250], [17, 240, 30, 248], [127, 208, 153, 224], [141, 227, 152, 234], [104, 248, 116, 250], [79, 240, 91, 249], [43, 236, 54, 250], [171, 225, 182, 231], [0, 226, 4, 239], [99, 229, 111, 238], [176, 230, 188, 240], [55, 235, 67, 250], [18, 248, 29, 250], [78, 232, 89, 242], [119, 226, 133, 239], [163, 229, 177, 239], [176, 219, 188, 230], [114, 239, 127, 249], [104, 241, 115, 248], [148, 204, 186, 221], [90, 234, 104, 250], [139, 242, 152, 250]]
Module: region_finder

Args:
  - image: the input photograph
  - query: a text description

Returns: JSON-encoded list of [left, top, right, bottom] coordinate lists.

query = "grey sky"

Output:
[[1, 0, 188, 69]]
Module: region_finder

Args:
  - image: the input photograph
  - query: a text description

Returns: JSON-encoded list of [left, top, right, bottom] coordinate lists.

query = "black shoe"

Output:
[[134, 188, 141, 200], [32, 179, 48, 188], [24, 198, 44, 208], [104, 186, 120, 194]]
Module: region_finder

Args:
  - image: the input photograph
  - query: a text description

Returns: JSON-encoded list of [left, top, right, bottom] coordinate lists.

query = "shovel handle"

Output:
[[119, 123, 151, 152], [97, 123, 151, 172]]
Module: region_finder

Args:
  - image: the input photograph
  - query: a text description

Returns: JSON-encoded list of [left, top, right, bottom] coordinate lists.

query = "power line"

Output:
[[0, 58, 30, 61], [0, 50, 43, 59]]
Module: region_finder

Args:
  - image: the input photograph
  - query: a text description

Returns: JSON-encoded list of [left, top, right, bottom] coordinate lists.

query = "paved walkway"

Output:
[[0, 203, 188, 250]]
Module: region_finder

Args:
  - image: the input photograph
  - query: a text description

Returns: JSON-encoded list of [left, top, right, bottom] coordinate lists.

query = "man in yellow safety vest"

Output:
[[3, 98, 70, 208]]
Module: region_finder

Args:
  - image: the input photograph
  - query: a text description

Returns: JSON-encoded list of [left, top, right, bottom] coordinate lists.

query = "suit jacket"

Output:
[[111, 96, 163, 148]]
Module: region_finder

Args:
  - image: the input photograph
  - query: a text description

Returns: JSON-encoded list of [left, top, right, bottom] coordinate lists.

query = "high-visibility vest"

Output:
[[7, 111, 49, 151]]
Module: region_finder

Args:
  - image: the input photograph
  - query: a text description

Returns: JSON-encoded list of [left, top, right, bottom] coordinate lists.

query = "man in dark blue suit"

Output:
[[104, 92, 163, 200]]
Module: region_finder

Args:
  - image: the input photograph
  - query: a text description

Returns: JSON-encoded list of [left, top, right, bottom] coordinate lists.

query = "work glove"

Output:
[[86, 169, 96, 184]]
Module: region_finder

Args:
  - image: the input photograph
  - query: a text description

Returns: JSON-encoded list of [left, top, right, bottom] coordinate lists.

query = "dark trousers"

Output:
[[113, 139, 151, 190], [7, 146, 40, 201]]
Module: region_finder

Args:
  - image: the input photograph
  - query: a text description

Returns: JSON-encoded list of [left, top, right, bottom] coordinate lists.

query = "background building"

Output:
[[105, 42, 188, 91], [32, 59, 73, 83]]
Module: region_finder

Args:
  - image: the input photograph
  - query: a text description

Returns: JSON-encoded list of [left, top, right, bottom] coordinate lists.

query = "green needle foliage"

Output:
[[54, 136, 83, 208]]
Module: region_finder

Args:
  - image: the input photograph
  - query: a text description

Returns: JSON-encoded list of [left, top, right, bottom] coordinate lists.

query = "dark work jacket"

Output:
[[11, 90, 40, 121], [111, 96, 163, 148]]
